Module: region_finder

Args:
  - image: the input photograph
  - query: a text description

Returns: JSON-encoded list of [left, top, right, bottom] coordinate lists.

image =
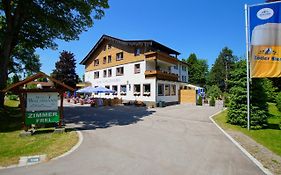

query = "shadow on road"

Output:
[[64, 105, 155, 130]]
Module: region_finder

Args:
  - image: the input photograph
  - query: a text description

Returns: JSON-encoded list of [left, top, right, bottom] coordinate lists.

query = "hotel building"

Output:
[[80, 35, 189, 105]]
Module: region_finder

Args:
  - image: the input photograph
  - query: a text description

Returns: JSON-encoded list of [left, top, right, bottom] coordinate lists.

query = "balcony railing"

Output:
[[145, 70, 179, 81], [145, 51, 179, 64]]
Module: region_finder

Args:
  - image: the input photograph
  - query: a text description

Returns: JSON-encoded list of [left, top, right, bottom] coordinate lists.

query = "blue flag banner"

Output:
[[249, 2, 281, 78]]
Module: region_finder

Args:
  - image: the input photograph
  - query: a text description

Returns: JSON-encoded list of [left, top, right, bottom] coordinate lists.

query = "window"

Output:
[[94, 71, 99, 79], [103, 56, 106, 64], [116, 52, 123, 61], [165, 84, 170, 96], [103, 70, 107, 78], [182, 76, 187, 82], [108, 44, 112, 49], [143, 84, 151, 96], [134, 48, 141, 56], [94, 59, 99, 66], [174, 65, 178, 70], [116, 67, 124, 76], [134, 64, 140, 74], [103, 45, 106, 51], [182, 66, 187, 71], [134, 84, 141, 96], [108, 55, 112, 63], [105, 85, 110, 95], [171, 85, 176, 96], [108, 69, 112, 77], [158, 84, 164, 96], [120, 85, 127, 95], [112, 85, 118, 95]]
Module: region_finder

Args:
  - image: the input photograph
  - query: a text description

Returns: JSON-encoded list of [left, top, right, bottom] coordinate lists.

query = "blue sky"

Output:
[[36, 0, 263, 78]]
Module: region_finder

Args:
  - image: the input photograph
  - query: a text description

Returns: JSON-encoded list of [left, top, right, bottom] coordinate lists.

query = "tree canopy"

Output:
[[207, 47, 236, 92], [0, 0, 109, 107], [184, 53, 208, 87]]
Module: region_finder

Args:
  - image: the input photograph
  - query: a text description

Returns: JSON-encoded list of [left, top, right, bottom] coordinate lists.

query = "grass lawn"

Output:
[[0, 99, 78, 167], [214, 103, 281, 157]]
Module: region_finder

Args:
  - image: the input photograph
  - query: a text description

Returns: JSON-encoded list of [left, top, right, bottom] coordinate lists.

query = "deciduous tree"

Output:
[[0, 0, 109, 107], [184, 53, 208, 87]]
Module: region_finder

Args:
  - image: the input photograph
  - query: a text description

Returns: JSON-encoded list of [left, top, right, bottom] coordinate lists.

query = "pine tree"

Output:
[[52, 51, 79, 88], [208, 47, 236, 92], [227, 60, 268, 129]]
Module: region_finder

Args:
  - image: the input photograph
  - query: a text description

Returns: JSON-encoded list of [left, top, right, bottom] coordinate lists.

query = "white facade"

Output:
[[85, 60, 188, 105]]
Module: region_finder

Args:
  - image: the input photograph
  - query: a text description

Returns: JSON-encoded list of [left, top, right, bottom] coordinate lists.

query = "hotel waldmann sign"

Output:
[[25, 92, 59, 125], [2, 72, 74, 131]]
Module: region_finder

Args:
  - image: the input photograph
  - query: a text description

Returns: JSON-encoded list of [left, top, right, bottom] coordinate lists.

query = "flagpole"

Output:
[[245, 4, 250, 130]]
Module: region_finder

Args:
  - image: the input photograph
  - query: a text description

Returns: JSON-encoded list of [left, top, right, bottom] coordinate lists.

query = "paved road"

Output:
[[0, 104, 264, 175]]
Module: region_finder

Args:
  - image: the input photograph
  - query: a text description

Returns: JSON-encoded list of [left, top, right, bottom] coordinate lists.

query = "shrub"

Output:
[[196, 95, 202, 106], [207, 85, 222, 99], [209, 96, 215, 106], [223, 93, 229, 107], [276, 92, 281, 112]]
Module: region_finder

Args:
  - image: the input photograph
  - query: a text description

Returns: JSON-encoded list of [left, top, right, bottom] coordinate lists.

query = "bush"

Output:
[[276, 92, 281, 112], [207, 85, 222, 99], [223, 93, 229, 107], [209, 96, 215, 106], [196, 95, 202, 106]]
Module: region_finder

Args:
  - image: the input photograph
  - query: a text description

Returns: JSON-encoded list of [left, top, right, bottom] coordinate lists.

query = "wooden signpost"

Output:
[[2, 72, 74, 132]]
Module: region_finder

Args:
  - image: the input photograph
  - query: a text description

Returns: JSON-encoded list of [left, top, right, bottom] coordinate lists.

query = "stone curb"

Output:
[[209, 109, 273, 175]]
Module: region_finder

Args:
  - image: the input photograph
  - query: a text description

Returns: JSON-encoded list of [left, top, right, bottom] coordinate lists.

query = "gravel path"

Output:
[[229, 131, 281, 175]]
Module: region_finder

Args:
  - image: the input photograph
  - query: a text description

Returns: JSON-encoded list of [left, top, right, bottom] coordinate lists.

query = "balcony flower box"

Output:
[[143, 92, 151, 96], [120, 91, 126, 96], [134, 92, 141, 96]]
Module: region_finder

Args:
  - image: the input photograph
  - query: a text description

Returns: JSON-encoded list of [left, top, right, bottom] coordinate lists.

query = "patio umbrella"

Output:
[[76, 86, 96, 93], [92, 86, 114, 93]]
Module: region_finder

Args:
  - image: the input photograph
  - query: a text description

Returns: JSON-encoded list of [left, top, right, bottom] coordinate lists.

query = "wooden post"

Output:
[[59, 91, 64, 128], [19, 93, 27, 131]]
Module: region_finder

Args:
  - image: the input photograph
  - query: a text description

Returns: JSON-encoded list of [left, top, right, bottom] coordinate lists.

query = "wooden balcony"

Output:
[[145, 51, 179, 64], [145, 70, 179, 81]]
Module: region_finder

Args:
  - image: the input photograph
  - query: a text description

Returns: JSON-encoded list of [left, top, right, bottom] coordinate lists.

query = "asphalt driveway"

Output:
[[0, 104, 264, 175]]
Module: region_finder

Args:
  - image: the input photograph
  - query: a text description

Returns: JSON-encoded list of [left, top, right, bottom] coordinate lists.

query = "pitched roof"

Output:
[[2, 72, 75, 92], [80, 35, 180, 65]]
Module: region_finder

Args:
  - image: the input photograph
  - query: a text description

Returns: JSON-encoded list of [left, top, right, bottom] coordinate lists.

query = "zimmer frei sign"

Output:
[[26, 92, 59, 124], [249, 2, 281, 78]]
